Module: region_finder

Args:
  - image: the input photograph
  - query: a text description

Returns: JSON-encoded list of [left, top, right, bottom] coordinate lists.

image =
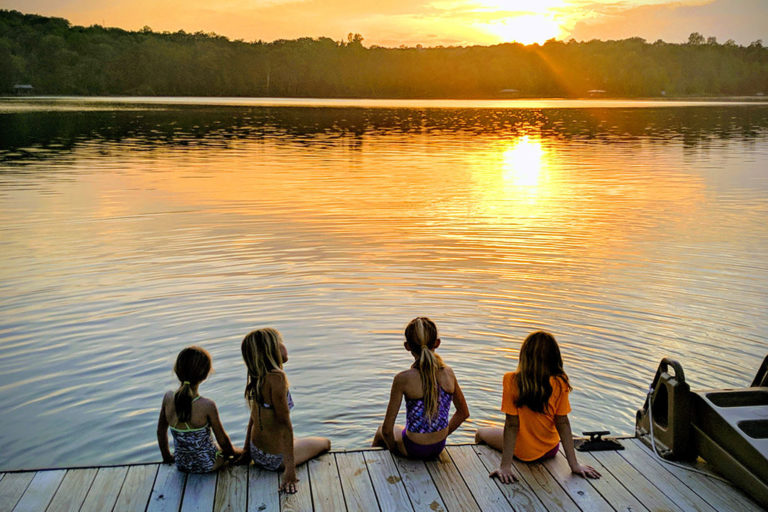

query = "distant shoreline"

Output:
[[2, 96, 768, 112]]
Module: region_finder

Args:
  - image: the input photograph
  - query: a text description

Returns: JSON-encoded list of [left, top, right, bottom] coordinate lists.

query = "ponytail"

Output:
[[173, 347, 212, 423], [174, 381, 195, 423], [405, 317, 445, 419]]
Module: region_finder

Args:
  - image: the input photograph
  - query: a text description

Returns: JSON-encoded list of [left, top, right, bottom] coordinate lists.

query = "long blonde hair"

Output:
[[173, 346, 212, 423], [515, 331, 571, 414], [241, 328, 285, 406], [405, 317, 445, 419]]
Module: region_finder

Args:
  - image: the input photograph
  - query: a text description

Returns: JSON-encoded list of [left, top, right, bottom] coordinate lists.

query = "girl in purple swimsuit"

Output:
[[237, 328, 330, 494], [373, 317, 470, 459]]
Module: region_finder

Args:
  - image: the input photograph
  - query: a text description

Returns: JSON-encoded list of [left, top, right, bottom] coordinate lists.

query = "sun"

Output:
[[467, 0, 566, 45], [485, 14, 561, 45]]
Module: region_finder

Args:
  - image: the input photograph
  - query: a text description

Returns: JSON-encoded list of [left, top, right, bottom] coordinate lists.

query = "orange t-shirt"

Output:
[[500, 371, 571, 461]]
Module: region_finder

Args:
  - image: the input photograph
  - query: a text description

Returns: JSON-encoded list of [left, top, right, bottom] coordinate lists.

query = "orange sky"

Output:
[[4, 0, 766, 47]]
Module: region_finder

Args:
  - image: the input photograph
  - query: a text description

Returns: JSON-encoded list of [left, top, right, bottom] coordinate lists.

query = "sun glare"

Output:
[[502, 135, 546, 187], [485, 14, 561, 45]]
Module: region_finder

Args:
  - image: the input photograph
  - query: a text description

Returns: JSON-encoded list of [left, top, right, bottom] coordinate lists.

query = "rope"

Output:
[[643, 386, 730, 483]]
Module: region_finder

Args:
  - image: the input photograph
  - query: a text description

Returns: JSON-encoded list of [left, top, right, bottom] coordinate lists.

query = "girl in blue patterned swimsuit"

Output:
[[157, 346, 240, 473], [373, 317, 470, 459], [237, 328, 330, 494]]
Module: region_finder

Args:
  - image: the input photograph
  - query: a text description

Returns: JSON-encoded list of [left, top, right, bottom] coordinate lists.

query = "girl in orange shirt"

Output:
[[475, 331, 601, 482]]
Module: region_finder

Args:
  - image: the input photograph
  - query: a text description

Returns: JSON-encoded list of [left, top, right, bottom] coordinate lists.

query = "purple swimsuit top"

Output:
[[405, 386, 453, 433]]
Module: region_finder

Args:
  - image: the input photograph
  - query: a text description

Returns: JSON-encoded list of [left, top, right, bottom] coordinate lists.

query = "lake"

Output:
[[1, 97, 767, 471]]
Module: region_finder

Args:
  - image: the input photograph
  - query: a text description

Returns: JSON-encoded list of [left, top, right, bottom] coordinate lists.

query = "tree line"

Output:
[[1, 9, 766, 98]]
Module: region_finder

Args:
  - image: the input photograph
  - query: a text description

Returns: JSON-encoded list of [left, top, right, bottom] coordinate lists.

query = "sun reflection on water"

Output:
[[501, 135, 547, 189], [469, 134, 555, 223]]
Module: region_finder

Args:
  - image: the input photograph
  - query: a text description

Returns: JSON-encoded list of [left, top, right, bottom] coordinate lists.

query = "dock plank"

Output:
[[0, 472, 35, 512], [309, 453, 346, 512], [147, 463, 186, 512], [45, 468, 98, 512], [11, 469, 66, 512], [247, 466, 279, 512], [280, 463, 312, 512], [364, 450, 413, 512], [625, 439, 764, 512], [592, 449, 681, 512], [393, 456, 446, 512], [114, 464, 159, 512], [80, 466, 129, 512], [575, 452, 648, 512], [472, 444, 546, 512], [336, 451, 378, 512], [515, 459, 578, 512], [2, 441, 760, 512], [617, 440, 717, 512], [214, 464, 247, 512], [446, 445, 511, 512], [540, 449, 612, 512], [181, 472, 217, 512], [425, 450, 481, 512]]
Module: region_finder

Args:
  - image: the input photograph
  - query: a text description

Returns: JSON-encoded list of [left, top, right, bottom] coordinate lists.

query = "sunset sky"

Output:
[[4, 0, 766, 47]]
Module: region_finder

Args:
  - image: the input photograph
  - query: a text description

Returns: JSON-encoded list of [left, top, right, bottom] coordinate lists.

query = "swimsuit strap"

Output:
[[258, 390, 293, 430]]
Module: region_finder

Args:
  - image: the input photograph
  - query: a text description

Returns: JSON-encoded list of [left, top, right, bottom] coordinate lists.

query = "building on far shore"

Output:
[[498, 88, 520, 97], [13, 84, 34, 95]]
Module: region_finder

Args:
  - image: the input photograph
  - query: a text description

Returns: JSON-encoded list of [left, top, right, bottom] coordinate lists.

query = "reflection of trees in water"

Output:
[[1, 106, 767, 163]]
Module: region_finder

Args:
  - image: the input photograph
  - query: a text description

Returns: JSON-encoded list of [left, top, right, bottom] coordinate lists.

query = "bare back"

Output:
[[398, 365, 457, 444], [248, 370, 292, 454], [400, 365, 456, 400], [162, 390, 214, 429]]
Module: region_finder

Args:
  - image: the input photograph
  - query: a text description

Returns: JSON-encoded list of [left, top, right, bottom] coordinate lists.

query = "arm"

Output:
[[381, 375, 404, 452], [269, 373, 297, 493], [447, 372, 469, 436], [554, 415, 601, 479], [207, 401, 239, 458], [489, 414, 519, 483], [156, 396, 174, 464], [234, 416, 253, 465]]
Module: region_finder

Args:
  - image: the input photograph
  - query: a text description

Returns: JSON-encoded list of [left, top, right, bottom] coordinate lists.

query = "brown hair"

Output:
[[515, 331, 571, 414], [173, 346, 212, 422], [405, 317, 445, 419]]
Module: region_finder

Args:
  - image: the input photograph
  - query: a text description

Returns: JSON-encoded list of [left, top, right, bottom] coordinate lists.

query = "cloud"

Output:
[[567, 0, 768, 44], [2, 0, 766, 46]]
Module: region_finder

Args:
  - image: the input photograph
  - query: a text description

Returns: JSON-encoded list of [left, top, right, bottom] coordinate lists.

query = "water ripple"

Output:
[[1, 101, 767, 470]]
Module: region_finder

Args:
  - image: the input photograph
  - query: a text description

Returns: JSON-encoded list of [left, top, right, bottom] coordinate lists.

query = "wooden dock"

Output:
[[0, 438, 762, 512]]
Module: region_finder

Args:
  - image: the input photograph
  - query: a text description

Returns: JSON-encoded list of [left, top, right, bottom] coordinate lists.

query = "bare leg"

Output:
[[294, 436, 331, 466], [475, 427, 504, 451], [372, 424, 407, 456]]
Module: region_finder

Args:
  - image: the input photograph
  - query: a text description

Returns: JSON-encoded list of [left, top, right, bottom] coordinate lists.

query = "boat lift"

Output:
[[636, 354, 768, 507]]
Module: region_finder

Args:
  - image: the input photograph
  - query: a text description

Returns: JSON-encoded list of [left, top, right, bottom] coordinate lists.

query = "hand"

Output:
[[489, 464, 518, 484], [571, 463, 601, 479], [232, 449, 250, 466], [162, 454, 175, 464], [279, 469, 299, 494]]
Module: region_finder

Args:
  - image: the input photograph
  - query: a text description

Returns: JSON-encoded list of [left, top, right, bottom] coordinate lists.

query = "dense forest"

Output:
[[1, 9, 767, 98]]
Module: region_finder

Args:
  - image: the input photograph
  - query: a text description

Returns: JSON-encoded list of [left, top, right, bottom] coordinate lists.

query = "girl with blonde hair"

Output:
[[476, 331, 601, 482], [157, 346, 239, 473], [373, 317, 470, 459], [238, 328, 330, 494]]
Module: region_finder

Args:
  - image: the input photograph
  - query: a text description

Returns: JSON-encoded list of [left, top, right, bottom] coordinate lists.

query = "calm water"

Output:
[[1, 97, 767, 471]]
